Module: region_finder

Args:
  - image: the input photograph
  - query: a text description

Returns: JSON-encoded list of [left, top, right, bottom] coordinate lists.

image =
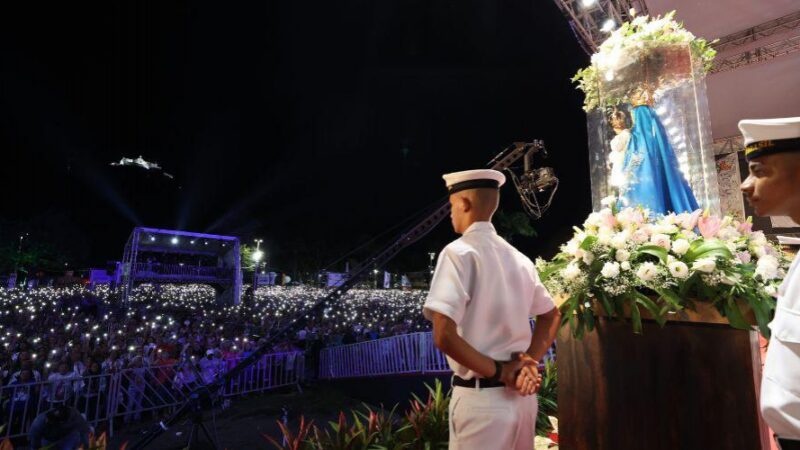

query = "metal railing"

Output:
[[318, 332, 449, 379], [0, 351, 303, 441], [318, 328, 555, 380]]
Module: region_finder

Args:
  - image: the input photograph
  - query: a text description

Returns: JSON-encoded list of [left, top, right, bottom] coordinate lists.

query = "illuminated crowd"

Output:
[[0, 284, 430, 397]]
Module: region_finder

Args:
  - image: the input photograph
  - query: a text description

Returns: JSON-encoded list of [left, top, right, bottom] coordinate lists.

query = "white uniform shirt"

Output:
[[762, 255, 800, 438], [423, 221, 555, 380]]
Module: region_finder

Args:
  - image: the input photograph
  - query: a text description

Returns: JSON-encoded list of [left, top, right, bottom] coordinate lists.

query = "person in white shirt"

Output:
[[739, 117, 800, 449], [423, 169, 560, 450]]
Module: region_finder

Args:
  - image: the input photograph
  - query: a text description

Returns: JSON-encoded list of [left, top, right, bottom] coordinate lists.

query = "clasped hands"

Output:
[[498, 352, 541, 396]]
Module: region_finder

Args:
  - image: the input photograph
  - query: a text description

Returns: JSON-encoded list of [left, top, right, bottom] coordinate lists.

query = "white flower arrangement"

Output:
[[537, 206, 788, 337], [572, 10, 717, 111]]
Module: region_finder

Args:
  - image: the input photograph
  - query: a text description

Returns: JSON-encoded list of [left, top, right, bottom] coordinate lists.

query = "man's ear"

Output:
[[458, 195, 472, 213]]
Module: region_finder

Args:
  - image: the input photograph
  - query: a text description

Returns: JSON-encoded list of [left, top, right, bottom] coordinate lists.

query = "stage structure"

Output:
[[551, 0, 650, 54], [120, 228, 241, 306]]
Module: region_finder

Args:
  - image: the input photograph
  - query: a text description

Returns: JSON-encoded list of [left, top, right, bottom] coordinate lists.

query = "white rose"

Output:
[[611, 231, 630, 250], [561, 263, 582, 281], [691, 257, 717, 273], [750, 231, 768, 246], [751, 245, 767, 258], [765, 284, 778, 297], [562, 239, 580, 256], [756, 255, 779, 280], [621, 261, 631, 271], [668, 261, 689, 279], [652, 224, 678, 235], [615, 249, 630, 262], [601, 262, 621, 279], [718, 227, 741, 241], [636, 262, 658, 282], [582, 251, 595, 265], [650, 233, 671, 250], [632, 229, 649, 244], [671, 239, 690, 256], [584, 212, 602, 228], [597, 230, 614, 246]]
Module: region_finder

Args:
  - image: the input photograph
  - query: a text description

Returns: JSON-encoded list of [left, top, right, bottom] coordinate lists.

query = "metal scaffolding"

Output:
[[713, 10, 800, 53], [712, 33, 800, 73], [550, 0, 649, 54]]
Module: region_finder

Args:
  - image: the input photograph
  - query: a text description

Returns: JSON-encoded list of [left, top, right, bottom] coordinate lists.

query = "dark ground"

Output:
[[108, 376, 449, 449]]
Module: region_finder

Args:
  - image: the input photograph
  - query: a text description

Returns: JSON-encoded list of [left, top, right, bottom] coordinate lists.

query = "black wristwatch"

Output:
[[486, 359, 503, 383]]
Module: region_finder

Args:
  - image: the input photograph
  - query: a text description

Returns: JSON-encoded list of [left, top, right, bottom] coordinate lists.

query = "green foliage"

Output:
[[535, 360, 558, 437], [572, 10, 718, 111], [264, 378, 557, 449], [495, 210, 538, 243]]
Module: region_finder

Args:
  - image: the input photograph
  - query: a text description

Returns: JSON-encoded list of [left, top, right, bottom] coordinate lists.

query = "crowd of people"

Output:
[[0, 283, 430, 437]]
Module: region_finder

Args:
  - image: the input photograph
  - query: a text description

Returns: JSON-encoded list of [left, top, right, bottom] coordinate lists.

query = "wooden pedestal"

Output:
[[557, 318, 769, 450]]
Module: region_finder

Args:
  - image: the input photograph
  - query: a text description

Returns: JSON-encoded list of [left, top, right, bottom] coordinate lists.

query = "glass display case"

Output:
[[585, 44, 720, 216]]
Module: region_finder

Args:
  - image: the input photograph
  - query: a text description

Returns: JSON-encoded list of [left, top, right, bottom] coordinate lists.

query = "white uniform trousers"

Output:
[[762, 336, 800, 439], [449, 384, 538, 450]]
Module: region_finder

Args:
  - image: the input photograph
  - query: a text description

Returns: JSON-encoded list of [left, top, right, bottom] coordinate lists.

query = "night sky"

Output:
[[1, 1, 591, 274]]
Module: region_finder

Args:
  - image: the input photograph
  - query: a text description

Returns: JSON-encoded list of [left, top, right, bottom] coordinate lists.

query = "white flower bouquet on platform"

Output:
[[537, 198, 789, 338], [571, 10, 717, 112]]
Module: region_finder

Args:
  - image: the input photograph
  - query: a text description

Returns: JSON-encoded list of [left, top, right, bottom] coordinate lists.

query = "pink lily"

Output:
[[697, 211, 721, 239]]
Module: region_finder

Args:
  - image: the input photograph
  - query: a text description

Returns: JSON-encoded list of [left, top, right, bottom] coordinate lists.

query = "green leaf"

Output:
[[580, 235, 598, 251], [747, 293, 775, 338], [598, 292, 615, 317], [654, 287, 684, 311], [636, 245, 669, 264], [539, 260, 568, 280], [684, 239, 733, 263], [629, 297, 643, 334], [632, 292, 666, 327], [559, 295, 578, 328], [724, 298, 750, 330], [583, 306, 596, 332]]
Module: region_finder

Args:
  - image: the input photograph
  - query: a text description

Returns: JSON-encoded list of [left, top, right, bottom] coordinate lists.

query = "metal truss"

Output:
[[713, 10, 800, 53], [551, 0, 650, 54], [712, 33, 800, 73]]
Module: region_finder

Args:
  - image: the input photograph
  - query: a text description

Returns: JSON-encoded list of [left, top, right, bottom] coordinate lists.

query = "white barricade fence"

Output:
[[0, 351, 303, 440], [318, 332, 449, 379], [318, 326, 555, 379], [0, 372, 114, 441]]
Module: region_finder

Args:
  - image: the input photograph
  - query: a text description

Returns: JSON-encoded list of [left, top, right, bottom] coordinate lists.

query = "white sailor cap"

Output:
[[738, 117, 800, 161], [442, 169, 506, 195]]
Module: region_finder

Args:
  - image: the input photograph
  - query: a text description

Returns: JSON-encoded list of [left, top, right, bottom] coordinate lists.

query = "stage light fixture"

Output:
[[581, 0, 597, 7], [171, 237, 179, 245], [601, 19, 616, 32]]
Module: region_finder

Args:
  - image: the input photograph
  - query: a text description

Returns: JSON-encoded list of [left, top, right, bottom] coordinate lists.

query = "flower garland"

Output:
[[537, 199, 788, 337], [572, 11, 717, 111]]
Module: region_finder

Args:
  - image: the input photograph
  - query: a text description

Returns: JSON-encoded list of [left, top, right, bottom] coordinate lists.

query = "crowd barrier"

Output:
[[0, 351, 303, 440], [318, 328, 555, 379]]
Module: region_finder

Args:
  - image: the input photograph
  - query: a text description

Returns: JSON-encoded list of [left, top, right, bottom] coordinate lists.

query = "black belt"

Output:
[[778, 437, 800, 450], [453, 376, 505, 388]]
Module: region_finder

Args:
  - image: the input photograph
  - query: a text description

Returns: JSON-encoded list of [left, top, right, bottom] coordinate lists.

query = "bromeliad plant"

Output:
[[536, 199, 789, 338], [264, 374, 559, 449]]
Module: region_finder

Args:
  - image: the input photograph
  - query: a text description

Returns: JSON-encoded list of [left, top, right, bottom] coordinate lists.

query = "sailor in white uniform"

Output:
[[423, 169, 560, 450], [740, 117, 800, 449]]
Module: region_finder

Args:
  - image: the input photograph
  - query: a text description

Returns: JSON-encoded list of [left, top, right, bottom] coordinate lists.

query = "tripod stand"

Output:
[[184, 404, 219, 450]]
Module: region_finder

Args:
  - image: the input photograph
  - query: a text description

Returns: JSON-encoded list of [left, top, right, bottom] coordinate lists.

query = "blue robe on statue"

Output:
[[620, 105, 699, 214]]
